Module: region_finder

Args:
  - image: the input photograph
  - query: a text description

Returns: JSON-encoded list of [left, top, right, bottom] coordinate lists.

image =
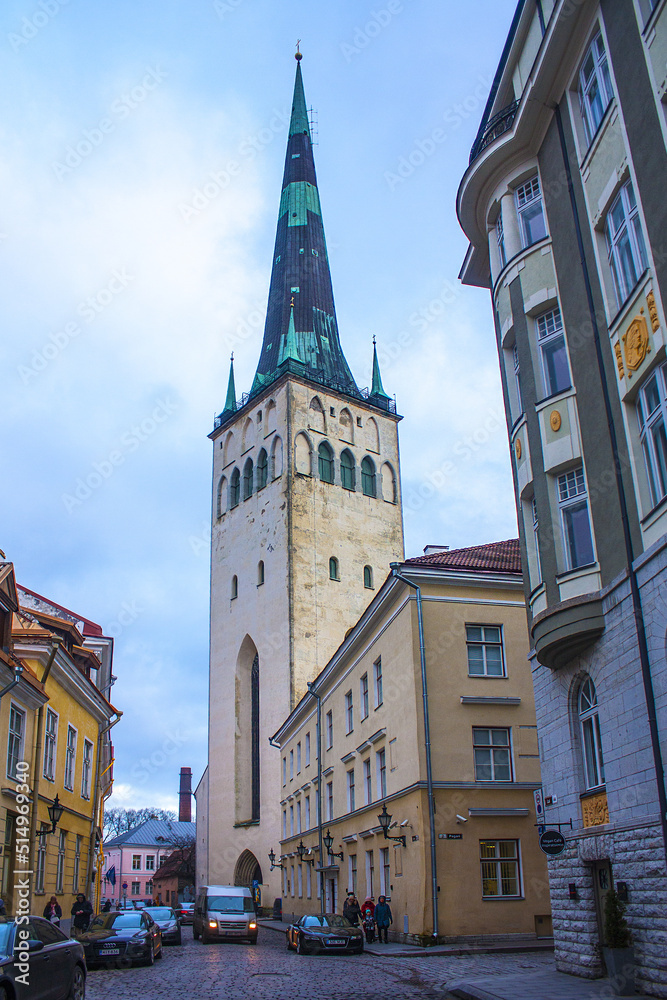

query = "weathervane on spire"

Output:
[[295, 39, 302, 61]]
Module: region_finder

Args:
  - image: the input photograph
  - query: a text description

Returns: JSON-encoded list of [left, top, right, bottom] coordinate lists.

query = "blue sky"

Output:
[[1, 0, 518, 812]]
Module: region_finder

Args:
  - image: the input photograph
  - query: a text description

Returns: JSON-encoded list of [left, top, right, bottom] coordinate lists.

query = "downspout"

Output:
[[28, 640, 60, 905], [0, 660, 23, 701], [553, 102, 667, 867], [89, 712, 122, 911], [307, 682, 325, 916], [390, 565, 439, 940]]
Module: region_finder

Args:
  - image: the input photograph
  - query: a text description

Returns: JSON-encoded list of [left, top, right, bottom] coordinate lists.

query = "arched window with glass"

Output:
[[231, 575, 238, 600], [243, 458, 254, 500], [361, 457, 376, 497], [578, 676, 605, 789], [256, 449, 268, 490], [340, 449, 355, 491], [318, 442, 334, 484], [363, 565, 373, 589], [329, 557, 340, 581], [258, 561, 265, 586], [229, 468, 240, 508], [216, 475, 227, 519]]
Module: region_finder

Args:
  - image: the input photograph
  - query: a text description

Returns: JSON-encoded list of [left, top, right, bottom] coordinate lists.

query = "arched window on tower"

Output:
[[339, 408, 354, 444], [229, 468, 240, 508], [381, 462, 397, 504], [340, 449, 356, 491], [364, 565, 374, 589], [271, 436, 283, 478], [258, 560, 265, 586], [361, 456, 376, 497], [251, 653, 260, 820], [256, 449, 268, 490], [329, 556, 340, 581], [243, 458, 254, 500], [216, 475, 227, 518], [318, 441, 334, 484], [309, 396, 326, 434], [231, 575, 238, 600], [578, 676, 605, 789]]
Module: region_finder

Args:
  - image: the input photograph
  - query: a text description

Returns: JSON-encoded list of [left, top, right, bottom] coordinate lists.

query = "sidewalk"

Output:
[[449, 969, 655, 1000]]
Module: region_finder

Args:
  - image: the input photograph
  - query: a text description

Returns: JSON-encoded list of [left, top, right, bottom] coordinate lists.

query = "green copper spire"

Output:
[[223, 354, 237, 413], [289, 53, 310, 138], [279, 300, 303, 365], [371, 338, 390, 400]]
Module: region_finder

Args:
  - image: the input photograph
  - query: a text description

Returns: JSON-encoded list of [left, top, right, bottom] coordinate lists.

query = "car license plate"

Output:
[[326, 938, 346, 945], [100, 948, 120, 955], [224, 930, 244, 935]]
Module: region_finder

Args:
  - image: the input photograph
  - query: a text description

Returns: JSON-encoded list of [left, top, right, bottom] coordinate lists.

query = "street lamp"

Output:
[[296, 840, 315, 867], [268, 849, 284, 871], [322, 830, 344, 862], [377, 803, 406, 847]]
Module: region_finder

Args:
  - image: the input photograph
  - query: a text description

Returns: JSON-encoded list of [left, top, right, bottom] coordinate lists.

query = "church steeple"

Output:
[[223, 354, 237, 415], [370, 337, 391, 404], [250, 54, 359, 399]]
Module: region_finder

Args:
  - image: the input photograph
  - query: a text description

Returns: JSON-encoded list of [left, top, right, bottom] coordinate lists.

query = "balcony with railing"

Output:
[[469, 99, 520, 164]]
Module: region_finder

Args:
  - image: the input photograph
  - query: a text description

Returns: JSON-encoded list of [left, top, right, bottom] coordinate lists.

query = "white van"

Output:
[[193, 885, 257, 944]]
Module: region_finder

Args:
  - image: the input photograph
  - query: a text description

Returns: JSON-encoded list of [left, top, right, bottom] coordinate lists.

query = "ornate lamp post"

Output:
[[268, 849, 284, 871], [296, 840, 315, 867], [322, 829, 344, 862], [377, 803, 406, 847]]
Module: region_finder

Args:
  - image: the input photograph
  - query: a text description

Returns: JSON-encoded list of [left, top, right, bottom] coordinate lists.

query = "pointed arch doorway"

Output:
[[234, 849, 263, 888]]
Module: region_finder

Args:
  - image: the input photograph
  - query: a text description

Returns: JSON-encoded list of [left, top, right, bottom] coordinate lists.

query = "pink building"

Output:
[[103, 819, 196, 905]]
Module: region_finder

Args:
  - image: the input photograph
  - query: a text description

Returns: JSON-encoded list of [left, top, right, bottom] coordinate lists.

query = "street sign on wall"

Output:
[[539, 829, 566, 856]]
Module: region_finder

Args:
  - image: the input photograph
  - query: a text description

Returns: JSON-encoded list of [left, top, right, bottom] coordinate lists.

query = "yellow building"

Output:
[[0, 562, 119, 917], [271, 540, 552, 944]]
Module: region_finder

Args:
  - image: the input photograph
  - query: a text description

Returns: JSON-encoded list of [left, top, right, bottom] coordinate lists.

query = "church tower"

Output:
[[199, 53, 404, 897]]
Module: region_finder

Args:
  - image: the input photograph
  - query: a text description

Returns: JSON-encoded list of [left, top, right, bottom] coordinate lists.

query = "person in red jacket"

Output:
[[361, 896, 375, 943]]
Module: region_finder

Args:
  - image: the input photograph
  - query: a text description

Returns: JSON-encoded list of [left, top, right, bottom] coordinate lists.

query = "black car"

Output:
[[176, 902, 194, 925], [0, 916, 86, 999], [80, 911, 162, 967], [140, 907, 181, 945], [286, 914, 364, 955]]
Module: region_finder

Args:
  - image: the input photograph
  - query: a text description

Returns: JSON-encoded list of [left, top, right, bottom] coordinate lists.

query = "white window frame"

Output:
[[605, 180, 648, 308], [363, 758, 372, 804], [56, 830, 67, 893], [379, 846, 390, 896], [515, 174, 547, 248], [326, 781, 333, 821], [64, 724, 77, 791], [131, 881, 140, 896], [466, 625, 505, 677], [298, 863, 303, 898], [536, 307, 570, 397], [345, 691, 353, 734], [297, 741, 301, 774], [7, 703, 26, 780], [496, 209, 506, 269], [473, 727, 513, 782], [36, 824, 48, 892], [297, 799, 302, 834], [282, 756, 286, 786], [480, 839, 521, 898], [282, 809, 287, 839], [290, 804, 294, 836], [637, 362, 667, 507], [290, 865, 295, 898], [360, 674, 369, 720], [376, 748, 387, 799], [81, 739, 93, 799], [305, 732, 311, 767], [512, 341, 522, 415], [306, 862, 312, 898], [132, 854, 141, 871], [305, 795, 311, 830], [43, 708, 58, 782], [557, 466, 596, 570], [365, 850, 374, 898], [373, 658, 383, 709], [145, 855, 155, 871], [289, 749, 294, 780], [579, 676, 605, 789], [349, 854, 357, 895], [579, 31, 614, 145], [326, 711, 333, 749], [73, 833, 83, 892], [532, 496, 542, 582], [347, 768, 355, 813]]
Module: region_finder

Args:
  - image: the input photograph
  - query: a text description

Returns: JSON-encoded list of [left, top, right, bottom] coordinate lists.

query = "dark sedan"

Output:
[[177, 902, 194, 925], [140, 907, 181, 945], [0, 916, 86, 999], [286, 914, 364, 955], [80, 911, 162, 967]]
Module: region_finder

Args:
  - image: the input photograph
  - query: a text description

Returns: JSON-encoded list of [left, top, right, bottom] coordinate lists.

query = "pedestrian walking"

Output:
[[71, 894, 93, 936], [43, 896, 62, 925], [343, 893, 361, 926], [374, 895, 392, 944], [102, 898, 112, 912], [361, 896, 375, 943]]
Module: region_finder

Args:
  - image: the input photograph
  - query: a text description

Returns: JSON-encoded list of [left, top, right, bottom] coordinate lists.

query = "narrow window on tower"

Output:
[[256, 448, 268, 490], [363, 565, 373, 590], [231, 575, 238, 600], [361, 456, 376, 497], [329, 556, 340, 581], [340, 449, 356, 491], [257, 560, 265, 586], [229, 468, 240, 508], [318, 441, 335, 484], [243, 458, 254, 500]]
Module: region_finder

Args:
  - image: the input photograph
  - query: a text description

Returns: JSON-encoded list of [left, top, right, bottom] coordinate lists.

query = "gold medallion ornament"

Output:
[[614, 342, 624, 380], [550, 410, 562, 432], [582, 790, 610, 828], [622, 313, 650, 377], [647, 290, 660, 333], [515, 437, 522, 460]]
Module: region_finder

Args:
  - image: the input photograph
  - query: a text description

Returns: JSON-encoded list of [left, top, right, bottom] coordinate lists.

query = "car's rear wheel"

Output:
[[296, 935, 307, 955], [67, 965, 86, 1000], [144, 942, 155, 966], [286, 933, 292, 950], [0, 986, 10, 1000], [155, 940, 163, 959], [193, 926, 200, 940]]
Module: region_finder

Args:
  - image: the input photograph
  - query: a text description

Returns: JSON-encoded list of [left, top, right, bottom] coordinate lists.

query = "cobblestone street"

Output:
[[84, 926, 556, 1000]]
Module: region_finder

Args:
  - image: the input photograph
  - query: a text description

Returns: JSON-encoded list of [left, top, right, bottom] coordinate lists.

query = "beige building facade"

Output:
[[271, 541, 551, 943]]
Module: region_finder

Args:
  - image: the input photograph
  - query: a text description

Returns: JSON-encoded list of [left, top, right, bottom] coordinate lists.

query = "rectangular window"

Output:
[[282, 868, 287, 896], [73, 834, 82, 893], [466, 625, 505, 677], [605, 180, 648, 307], [376, 748, 387, 799], [373, 659, 383, 708], [345, 691, 354, 734], [145, 855, 155, 871], [537, 307, 570, 396], [56, 830, 67, 894], [532, 496, 542, 582], [306, 863, 312, 899], [43, 708, 58, 781], [290, 749, 294, 780], [360, 674, 369, 720], [81, 739, 93, 799], [389, 737, 397, 771], [64, 725, 77, 791], [298, 863, 303, 898], [305, 732, 311, 767], [513, 342, 523, 414], [638, 363, 667, 506], [297, 799, 302, 834], [305, 795, 311, 830], [473, 728, 512, 781], [557, 467, 595, 569], [326, 781, 333, 821], [365, 850, 374, 898], [7, 705, 25, 780], [297, 741, 301, 773], [326, 711, 333, 750], [496, 210, 506, 268], [290, 804, 294, 836], [282, 756, 286, 785], [36, 825, 48, 893], [347, 769, 355, 812], [349, 854, 357, 895], [380, 846, 390, 896], [290, 865, 295, 898], [146, 880, 153, 896], [363, 758, 372, 804], [132, 854, 141, 870], [282, 809, 287, 839], [480, 840, 520, 897], [131, 881, 140, 896], [515, 175, 547, 247], [579, 32, 613, 145]]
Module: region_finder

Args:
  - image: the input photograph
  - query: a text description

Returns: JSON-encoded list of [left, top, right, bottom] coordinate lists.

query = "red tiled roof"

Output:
[[17, 585, 104, 637], [405, 538, 522, 574]]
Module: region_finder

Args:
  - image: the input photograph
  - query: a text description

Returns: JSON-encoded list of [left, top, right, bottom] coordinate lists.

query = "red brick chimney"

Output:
[[179, 766, 192, 822]]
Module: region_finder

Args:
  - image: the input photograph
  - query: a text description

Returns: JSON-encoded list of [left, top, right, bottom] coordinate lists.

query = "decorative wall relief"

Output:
[[549, 410, 562, 432], [515, 437, 522, 460], [647, 290, 660, 333], [581, 790, 610, 828], [614, 342, 624, 380], [622, 312, 651, 377]]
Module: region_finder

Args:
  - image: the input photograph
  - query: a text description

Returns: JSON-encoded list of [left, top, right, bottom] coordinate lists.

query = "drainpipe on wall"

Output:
[[307, 682, 325, 916], [0, 661, 23, 702], [27, 640, 60, 906], [90, 712, 122, 912], [390, 565, 439, 940]]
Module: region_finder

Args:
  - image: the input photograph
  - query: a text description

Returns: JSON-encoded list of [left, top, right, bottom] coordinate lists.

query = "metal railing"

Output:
[[469, 99, 520, 164]]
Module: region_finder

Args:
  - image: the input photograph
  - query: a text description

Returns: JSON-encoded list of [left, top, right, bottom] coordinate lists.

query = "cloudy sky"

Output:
[[1, 0, 518, 813]]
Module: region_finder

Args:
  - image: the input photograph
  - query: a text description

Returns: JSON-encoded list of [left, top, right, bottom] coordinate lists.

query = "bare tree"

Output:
[[103, 807, 176, 840]]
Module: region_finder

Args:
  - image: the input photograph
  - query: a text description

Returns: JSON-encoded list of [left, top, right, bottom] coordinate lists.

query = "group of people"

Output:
[[43, 893, 93, 936], [342, 893, 393, 944]]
